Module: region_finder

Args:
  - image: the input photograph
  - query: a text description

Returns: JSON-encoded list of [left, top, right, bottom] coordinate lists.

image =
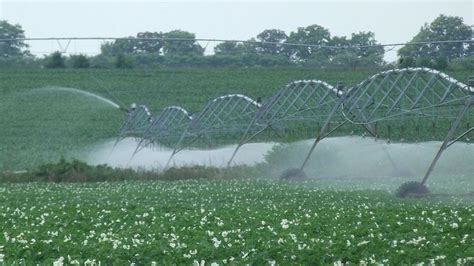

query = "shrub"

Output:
[[70, 54, 90, 68], [114, 54, 134, 68], [44, 51, 65, 68], [0, 159, 262, 183]]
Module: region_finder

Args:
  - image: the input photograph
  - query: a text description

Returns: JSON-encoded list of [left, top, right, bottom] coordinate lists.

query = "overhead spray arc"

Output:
[[116, 104, 153, 144], [298, 68, 473, 196], [114, 68, 473, 197]]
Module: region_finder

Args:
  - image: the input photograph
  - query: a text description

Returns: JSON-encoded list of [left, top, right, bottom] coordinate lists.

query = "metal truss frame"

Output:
[[167, 94, 262, 165], [299, 68, 474, 185], [134, 105, 193, 154], [227, 80, 343, 165], [116, 104, 152, 144]]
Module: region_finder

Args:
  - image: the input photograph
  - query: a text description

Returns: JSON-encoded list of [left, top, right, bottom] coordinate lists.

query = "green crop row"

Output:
[[0, 178, 472, 264], [0, 68, 472, 171]]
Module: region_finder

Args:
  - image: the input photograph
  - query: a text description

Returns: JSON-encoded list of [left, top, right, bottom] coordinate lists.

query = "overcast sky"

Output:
[[1, 0, 472, 61]]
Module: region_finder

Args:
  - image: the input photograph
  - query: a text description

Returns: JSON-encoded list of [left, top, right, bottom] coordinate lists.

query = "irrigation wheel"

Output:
[[396, 181, 430, 198], [280, 168, 308, 180]]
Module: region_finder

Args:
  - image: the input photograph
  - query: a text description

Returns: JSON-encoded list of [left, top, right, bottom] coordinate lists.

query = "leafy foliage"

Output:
[[114, 54, 134, 68], [69, 54, 90, 68], [0, 159, 261, 183], [44, 51, 65, 68], [0, 67, 471, 171], [0, 20, 29, 57], [398, 15, 473, 59], [0, 178, 472, 264], [256, 29, 288, 55]]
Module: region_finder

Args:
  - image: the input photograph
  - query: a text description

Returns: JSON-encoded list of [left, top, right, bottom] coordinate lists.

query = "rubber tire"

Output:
[[396, 181, 429, 198], [280, 168, 308, 180]]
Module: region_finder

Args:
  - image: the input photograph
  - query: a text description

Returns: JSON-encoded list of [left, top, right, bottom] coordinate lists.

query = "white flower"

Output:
[[357, 240, 370, 246], [53, 257, 64, 266], [193, 260, 206, 266], [212, 237, 221, 248], [281, 219, 289, 229], [451, 222, 459, 229]]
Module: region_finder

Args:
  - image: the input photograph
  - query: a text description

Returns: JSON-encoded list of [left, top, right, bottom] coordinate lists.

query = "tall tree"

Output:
[[332, 32, 384, 69], [135, 31, 163, 53], [398, 15, 472, 59], [100, 32, 163, 55], [214, 42, 245, 55], [100, 37, 136, 56], [256, 29, 288, 55], [162, 30, 204, 56], [44, 51, 65, 68], [284, 24, 331, 61], [0, 20, 29, 57]]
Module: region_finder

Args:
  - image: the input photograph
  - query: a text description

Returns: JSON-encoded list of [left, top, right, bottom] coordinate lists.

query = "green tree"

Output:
[[70, 54, 90, 68], [214, 42, 245, 55], [44, 51, 65, 68], [214, 40, 258, 56], [324, 32, 384, 69], [135, 31, 163, 53], [256, 29, 288, 55], [332, 32, 384, 69], [284, 24, 331, 61], [0, 20, 29, 57], [100, 37, 136, 56], [114, 54, 134, 68], [398, 15, 472, 59], [398, 56, 416, 68], [100, 32, 163, 56], [162, 30, 204, 56]]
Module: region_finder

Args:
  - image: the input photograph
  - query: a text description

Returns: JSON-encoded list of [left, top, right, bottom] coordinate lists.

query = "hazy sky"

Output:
[[1, 0, 472, 61]]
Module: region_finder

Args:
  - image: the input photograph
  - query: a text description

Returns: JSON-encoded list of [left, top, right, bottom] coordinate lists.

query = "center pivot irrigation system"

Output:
[[117, 67, 473, 195]]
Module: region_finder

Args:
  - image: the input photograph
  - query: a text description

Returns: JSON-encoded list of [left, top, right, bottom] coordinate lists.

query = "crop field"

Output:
[[1, 68, 472, 171], [0, 67, 473, 264], [0, 67, 372, 171], [0, 177, 473, 264]]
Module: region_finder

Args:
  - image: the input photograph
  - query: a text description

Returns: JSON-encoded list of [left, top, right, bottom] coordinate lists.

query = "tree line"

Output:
[[0, 14, 473, 70]]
